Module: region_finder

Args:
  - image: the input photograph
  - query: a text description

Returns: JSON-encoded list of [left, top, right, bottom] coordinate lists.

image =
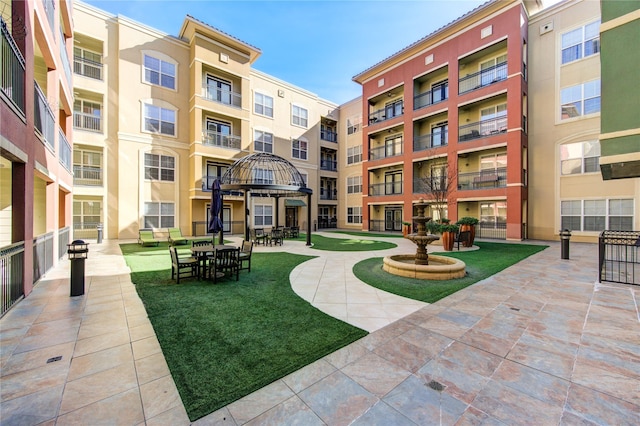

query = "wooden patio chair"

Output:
[[209, 247, 240, 283], [269, 228, 283, 246], [169, 246, 199, 283], [138, 229, 159, 247], [238, 240, 253, 272], [168, 227, 188, 245]]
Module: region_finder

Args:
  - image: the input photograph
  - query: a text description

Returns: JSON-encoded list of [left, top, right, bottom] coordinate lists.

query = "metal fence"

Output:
[[192, 221, 243, 237], [598, 230, 640, 285], [1, 242, 25, 317], [33, 232, 54, 284], [476, 222, 506, 240], [1, 17, 26, 114], [59, 226, 70, 260]]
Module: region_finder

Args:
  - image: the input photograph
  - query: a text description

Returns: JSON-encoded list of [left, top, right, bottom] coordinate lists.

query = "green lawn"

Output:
[[294, 233, 397, 251], [120, 242, 367, 421], [353, 241, 548, 303]]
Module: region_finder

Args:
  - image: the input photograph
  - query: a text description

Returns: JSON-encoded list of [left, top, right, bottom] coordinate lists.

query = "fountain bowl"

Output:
[[383, 254, 466, 280]]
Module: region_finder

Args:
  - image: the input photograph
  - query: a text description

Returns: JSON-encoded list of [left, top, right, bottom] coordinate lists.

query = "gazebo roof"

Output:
[[220, 152, 312, 196]]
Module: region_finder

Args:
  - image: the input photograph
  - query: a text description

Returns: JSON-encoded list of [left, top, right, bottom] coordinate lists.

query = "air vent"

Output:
[[540, 21, 554, 35]]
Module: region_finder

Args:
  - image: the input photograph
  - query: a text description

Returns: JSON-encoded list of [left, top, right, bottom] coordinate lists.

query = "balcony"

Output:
[[1, 18, 26, 114], [59, 29, 72, 86], [74, 56, 103, 80], [413, 131, 448, 151], [457, 167, 507, 190], [59, 129, 71, 172], [73, 165, 103, 186], [413, 176, 447, 193], [458, 116, 507, 142], [320, 159, 337, 172], [414, 86, 448, 110], [204, 84, 241, 108], [203, 130, 241, 150], [369, 181, 404, 196], [319, 188, 337, 200], [459, 61, 507, 94], [321, 129, 337, 143], [369, 140, 403, 161], [34, 82, 55, 150], [74, 111, 102, 132], [368, 100, 403, 124], [43, 0, 55, 31]]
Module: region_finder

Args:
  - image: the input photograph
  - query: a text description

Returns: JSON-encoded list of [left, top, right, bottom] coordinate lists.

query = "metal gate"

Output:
[[598, 230, 640, 285]]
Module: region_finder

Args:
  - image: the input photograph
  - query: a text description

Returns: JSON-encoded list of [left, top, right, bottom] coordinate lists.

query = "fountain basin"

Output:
[[383, 254, 466, 280]]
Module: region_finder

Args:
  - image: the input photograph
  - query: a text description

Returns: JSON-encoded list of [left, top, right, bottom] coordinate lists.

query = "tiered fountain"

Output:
[[383, 199, 466, 280]]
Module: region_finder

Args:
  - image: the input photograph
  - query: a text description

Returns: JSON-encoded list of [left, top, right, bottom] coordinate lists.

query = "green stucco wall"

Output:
[[601, 0, 639, 22], [600, 134, 640, 157]]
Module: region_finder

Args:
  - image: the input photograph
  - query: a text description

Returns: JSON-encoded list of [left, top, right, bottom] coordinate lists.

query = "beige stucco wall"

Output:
[[338, 97, 364, 229]]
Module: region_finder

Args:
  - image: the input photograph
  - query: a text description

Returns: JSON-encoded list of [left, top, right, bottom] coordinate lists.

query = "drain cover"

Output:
[[427, 380, 445, 392], [510, 307, 520, 311], [46, 356, 62, 363]]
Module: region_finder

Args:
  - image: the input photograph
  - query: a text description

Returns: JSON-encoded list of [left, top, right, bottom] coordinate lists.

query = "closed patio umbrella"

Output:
[[208, 178, 224, 243]]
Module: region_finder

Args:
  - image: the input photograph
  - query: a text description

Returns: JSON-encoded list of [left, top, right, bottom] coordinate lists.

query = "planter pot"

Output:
[[460, 224, 475, 247], [442, 231, 455, 251]]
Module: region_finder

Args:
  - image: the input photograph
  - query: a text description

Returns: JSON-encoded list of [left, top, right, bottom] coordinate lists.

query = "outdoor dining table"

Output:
[[190, 244, 236, 279]]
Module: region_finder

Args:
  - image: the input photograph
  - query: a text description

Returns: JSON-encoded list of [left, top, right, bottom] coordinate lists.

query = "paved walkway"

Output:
[[1, 234, 638, 425]]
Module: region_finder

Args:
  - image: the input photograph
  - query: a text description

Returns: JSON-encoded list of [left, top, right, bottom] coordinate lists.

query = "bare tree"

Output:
[[415, 157, 457, 221]]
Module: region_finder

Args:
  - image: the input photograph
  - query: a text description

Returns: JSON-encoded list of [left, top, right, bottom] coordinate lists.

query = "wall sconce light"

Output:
[[387, 92, 392, 97], [466, 207, 470, 212]]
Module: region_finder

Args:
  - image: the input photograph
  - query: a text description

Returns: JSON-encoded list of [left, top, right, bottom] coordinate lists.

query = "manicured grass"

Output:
[[332, 230, 405, 239], [353, 241, 548, 303], [120, 242, 368, 421], [293, 233, 397, 251]]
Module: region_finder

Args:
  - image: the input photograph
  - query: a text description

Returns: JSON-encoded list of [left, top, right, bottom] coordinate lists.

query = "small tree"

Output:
[[415, 157, 457, 221]]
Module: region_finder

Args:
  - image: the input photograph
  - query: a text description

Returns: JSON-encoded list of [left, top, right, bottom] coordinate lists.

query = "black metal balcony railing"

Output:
[[74, 111, 102, 132], [321, 130, 337, 142], [1, 18, 26, 114], [458, 116, 507, 142], [414, 87, 448, 110], [73, 165, 103, 186], [459, 61, 507, 94], [320, 188, 337, 200], [413, 131, 448, 151], [59, 129, 71, 172], [413, 177, 448, 193], [320, 160, 337, 171], [1, 242, 25, 317], [34, 82, 55, 150], [369, 141, 403, 161], [203, 130, 241, 150], [477, 222, 507, 239], [204, 85, 241, 108], [74, 56, 103, 80], [368, 100, 403, 124], [457, 167, 507, 190], [33, 232, 54, 285], [369, 181, 404, 196], [201, 176, 243, 195]]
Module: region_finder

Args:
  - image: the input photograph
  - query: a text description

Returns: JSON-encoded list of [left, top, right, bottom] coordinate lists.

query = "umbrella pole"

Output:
[[219, 193, 224, 245]]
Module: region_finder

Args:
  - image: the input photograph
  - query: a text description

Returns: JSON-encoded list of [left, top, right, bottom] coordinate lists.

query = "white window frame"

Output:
[[347, 145, 362, 165], [73, 200, 101, 227], [254, 130, 273, 153], [560, 141, 600, 175], [206, 75, 233, 105], [292, 105, 308, 128], [73, 98, 102, 132], [143, 103, 177, 137], [561, 20, 600, 65], [561, 199, 634, 232], [292, 138, 308, 160], [144, 201, 175, 229], [347, 206, 362, 224], [347, 175, 362, 194], [144, 153, 175, 182], [347, 115, 362, 134], [254, 92, 274, 118], [142, 54, 176, 90], [254, 204, 273, 227], [560, 79, 600, 120], [480, 202, 507, 228]]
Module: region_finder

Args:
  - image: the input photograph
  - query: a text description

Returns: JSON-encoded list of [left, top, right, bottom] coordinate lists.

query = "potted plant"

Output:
[[440, 223, 459, 251], [402, 221, 412, 236], [456, 217, 479, 247]]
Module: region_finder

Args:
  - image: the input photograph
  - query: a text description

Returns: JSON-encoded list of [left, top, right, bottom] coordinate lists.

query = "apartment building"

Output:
[[72, 2, 338, 241], [599, 1, 640, 180], [352, 0, 538, 240], [1, 0, 74, 311], [528, 0, 638, 242], [337, 97, 364, 230]]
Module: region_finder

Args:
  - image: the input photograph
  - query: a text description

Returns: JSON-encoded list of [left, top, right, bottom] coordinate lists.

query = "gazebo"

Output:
[[219, 152, 313, 246]]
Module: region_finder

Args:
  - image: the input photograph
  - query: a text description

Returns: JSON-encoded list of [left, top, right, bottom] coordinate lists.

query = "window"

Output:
[[347, 145, 362, 164], [431, 80, 449, 104], [480, 202, 507, 228], [560, 141, 600, 175], [253, 168, 274, 184], [561, 80, 600, 119], [480, 54, 507, 86], [480, 153, 507, 171], [430, 164, 447, 191], [254, 130, 273, 153], [74, 47, 102, 80], [384, 172, 403, 195], [207, 75, 233, 105], [347, 176, 362, 194], [480, 104, 507, 134], [144, 202, 174, 228], [347, 115, 362, 134], [292, 139, 308, 160], [73, 149, 102, 184], [73, 200, 101, 228], [385, 99, 403, 119], [292, 105, 308, 128], [347, 206, 362, 224], [254, 204, 273, 227], [143, 54, 175, 89], [144, 104, 176, 136], [203, 163, 229, 190], [431, 122, 448, 146], [561, 199, 634, 232], [255, 93, 274, 117], [205, 119, 233, 147], [144, 153, 175, 182], [73, 99, 102, 132], [561, 20, 600, 64]]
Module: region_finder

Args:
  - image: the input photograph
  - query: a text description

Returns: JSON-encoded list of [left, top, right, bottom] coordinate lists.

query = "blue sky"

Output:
[[82, 0, 551, 105]]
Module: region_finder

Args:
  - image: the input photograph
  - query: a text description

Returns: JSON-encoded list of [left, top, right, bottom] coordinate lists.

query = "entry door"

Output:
[[286, 207, 297, 227], [223, 207, 231, 232], [385, 209, 402, 231]]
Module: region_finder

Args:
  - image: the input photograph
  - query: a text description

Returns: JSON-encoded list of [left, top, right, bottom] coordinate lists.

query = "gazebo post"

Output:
[[274, 195, 279, 228], [244, 190, 250, 242], [306, 192, 312, 246]]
